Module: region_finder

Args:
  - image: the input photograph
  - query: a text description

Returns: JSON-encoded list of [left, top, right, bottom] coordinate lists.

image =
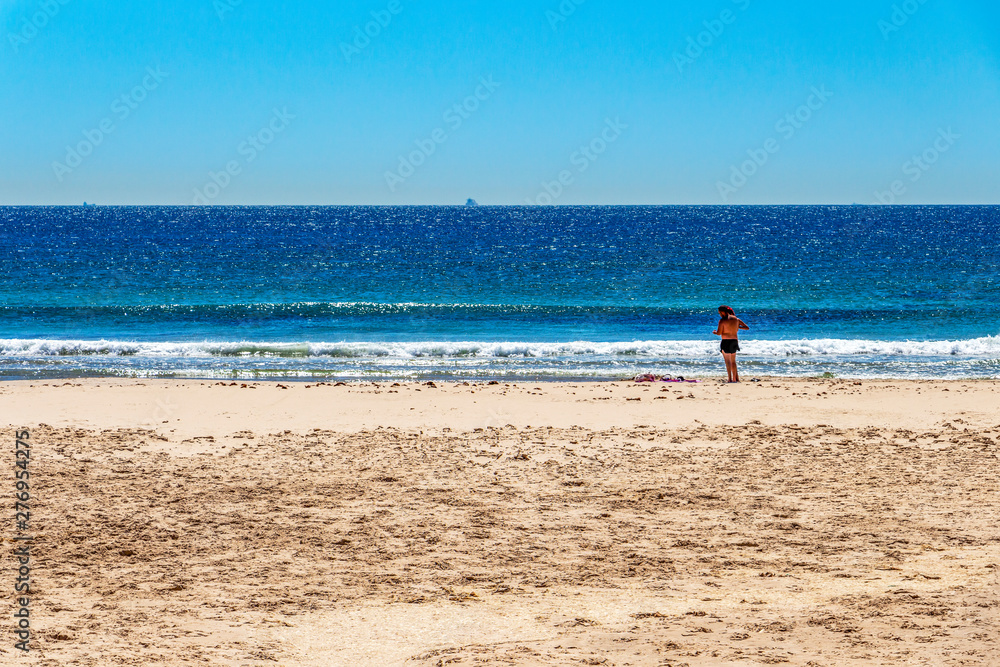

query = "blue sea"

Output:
[[0, 205, 997, 381]]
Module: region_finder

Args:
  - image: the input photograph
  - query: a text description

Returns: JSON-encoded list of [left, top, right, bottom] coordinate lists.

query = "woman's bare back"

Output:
[[717, 317, 745, 339]]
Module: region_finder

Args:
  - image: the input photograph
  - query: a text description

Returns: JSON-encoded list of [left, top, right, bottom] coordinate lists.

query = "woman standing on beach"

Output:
[[713, 306, 749, 383]]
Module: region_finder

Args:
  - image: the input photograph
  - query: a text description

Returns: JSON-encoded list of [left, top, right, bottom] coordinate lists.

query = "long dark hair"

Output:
[[718, 305, 736, 319]]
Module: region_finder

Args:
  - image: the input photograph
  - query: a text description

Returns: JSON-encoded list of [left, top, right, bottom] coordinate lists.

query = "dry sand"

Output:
[[2, 377, 999, 666]]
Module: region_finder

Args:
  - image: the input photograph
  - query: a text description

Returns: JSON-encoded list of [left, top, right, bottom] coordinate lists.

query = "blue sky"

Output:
[[2, 0, 998, 205]]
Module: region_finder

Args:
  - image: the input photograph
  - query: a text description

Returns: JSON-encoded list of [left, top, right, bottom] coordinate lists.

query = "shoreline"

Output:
[[7, 374, 1000, 384]]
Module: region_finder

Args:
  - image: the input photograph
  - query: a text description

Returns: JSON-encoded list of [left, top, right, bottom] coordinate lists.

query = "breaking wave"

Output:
[[1, 336, 998, 359]]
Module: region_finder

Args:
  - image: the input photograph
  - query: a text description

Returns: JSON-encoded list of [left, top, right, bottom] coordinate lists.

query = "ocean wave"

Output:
[[0, 301, 593, 314], [1, 337, 997, 359], [0, 302, 981, 319]]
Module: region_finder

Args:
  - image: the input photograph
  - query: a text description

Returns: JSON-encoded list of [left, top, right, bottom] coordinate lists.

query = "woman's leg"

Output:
[[731, 353, 740, 383], [722, 352, 735, 382]]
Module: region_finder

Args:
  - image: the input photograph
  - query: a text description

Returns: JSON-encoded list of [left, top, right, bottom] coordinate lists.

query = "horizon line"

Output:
[[3, 203, 999, 208]]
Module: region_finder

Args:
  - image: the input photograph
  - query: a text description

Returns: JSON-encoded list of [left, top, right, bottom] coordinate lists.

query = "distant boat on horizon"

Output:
[[465, 198, 479, 207]]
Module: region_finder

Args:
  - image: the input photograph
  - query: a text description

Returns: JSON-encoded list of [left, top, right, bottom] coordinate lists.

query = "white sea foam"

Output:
[[1, 336, 997, 359]]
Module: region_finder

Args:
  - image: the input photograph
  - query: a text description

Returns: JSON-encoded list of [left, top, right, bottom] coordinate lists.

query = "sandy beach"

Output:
[[3, 377, 999, 666]]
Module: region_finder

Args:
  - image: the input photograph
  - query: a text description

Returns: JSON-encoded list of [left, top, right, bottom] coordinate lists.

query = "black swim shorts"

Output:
[[721, 339, 740, 354]]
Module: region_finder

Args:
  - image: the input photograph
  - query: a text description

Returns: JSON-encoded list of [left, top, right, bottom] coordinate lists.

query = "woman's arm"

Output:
[[738, 318, 750, 331]]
